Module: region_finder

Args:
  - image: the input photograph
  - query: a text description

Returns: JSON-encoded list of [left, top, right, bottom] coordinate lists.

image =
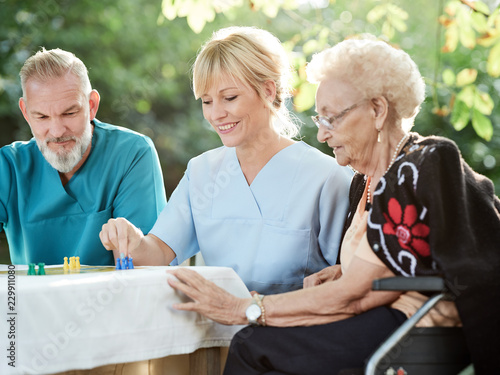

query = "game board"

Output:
[[0, 265, 141, 276]]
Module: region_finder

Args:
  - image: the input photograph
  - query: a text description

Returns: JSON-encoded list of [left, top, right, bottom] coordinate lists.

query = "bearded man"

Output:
[[0, 48, 166, 265]]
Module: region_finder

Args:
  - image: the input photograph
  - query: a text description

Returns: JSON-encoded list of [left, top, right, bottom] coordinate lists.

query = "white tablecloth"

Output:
[[0, 265, 250, 374]]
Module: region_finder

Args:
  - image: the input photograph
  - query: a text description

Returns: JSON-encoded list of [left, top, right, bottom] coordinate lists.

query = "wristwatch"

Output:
[[245, 294, 264, 325]]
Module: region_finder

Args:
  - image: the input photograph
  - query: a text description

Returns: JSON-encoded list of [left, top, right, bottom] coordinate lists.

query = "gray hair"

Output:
[[20, 48, 92, 98], [306, 36, 425, 130]]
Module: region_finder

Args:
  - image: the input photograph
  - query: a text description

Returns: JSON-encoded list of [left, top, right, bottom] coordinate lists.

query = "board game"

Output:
[[0, 265, 129, 276], [1, 254, 138, 275]]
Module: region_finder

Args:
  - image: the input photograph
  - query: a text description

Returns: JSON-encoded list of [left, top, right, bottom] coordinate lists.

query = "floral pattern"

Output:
[[382, 198, 430, 257]]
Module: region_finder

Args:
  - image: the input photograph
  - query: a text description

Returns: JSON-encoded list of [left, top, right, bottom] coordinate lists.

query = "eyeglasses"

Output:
[[311, 100, 365, 130]]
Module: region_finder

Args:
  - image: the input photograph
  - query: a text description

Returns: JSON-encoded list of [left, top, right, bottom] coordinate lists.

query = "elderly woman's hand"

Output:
[[303, 265, 342, 288], [167, 268, 249, 326]]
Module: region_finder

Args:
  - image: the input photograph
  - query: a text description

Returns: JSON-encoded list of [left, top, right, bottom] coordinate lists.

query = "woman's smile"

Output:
[[217, 122, 239, 133]]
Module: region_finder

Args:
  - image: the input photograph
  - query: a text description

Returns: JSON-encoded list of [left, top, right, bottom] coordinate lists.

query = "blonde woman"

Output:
[[100, 27, 353, 294]]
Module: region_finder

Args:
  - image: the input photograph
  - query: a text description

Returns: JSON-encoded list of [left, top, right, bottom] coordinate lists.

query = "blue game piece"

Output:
[[122, 256, 129, 269], [128, 256, 134, 269], [115, 258, 122, 270]]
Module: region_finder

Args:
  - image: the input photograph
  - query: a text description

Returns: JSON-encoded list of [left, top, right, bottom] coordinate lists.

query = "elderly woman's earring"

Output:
[[377, 130, 381, 143]]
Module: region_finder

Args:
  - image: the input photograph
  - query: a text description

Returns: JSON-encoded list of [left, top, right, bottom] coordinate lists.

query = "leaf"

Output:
[[442, 68, 456, 86], [459, 26, 476, 48], [387, 4, 409, 20], [470, 11, 488, 33], [302, 39, 319, 55], [442, 24, 459, 52], [456, 85, 475, 107], [161, 0, 178, 20], [469, 0, 491, 16], [186, 1, 215, 34], [477, 32, 500, 48], [367, 5, 387, 24], [382, 20, 395, 39], [444, 0, 461, 17], [456, 68, 477, 87], [293, 82, 317, 112], [388, 14, 407, 32], [450, 99, 471, 131], [471, 109, 493, 141], [473, 90, 494, 115], [486, 7, 499, 29], [456, 6, 476, 48], [487, 42, 500, 77]]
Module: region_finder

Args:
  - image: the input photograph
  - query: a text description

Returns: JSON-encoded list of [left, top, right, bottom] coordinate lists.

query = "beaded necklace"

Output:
[[367, 133, 409, 204]]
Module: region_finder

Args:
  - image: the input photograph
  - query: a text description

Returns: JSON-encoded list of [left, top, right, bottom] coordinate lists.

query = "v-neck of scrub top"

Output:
[[211, 142, 302, 221], [32, 132, 97, 219]]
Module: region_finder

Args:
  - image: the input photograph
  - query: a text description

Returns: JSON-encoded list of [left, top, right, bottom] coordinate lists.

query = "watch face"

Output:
[[246, 304, 262, 321]]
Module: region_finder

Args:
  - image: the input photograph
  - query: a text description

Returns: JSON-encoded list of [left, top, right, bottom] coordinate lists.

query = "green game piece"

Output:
[[38, 263, 46, 275], [27, 263, 36, 275]]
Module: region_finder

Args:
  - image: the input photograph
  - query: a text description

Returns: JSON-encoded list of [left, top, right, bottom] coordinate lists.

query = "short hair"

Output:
[[20, 48, 92, 98], [192, 26, 299, 138], [306, 36, 425, 130]]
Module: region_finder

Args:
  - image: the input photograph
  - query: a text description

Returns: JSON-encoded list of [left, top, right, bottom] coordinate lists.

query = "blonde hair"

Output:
[[20, 48, 92, 98], [192, 26, 299, 138], [306, 36, 425, 130]]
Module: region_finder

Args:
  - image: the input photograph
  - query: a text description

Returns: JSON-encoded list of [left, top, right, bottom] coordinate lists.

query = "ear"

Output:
[[19, 98, 30, 123], [263, 80, 277, 104], [88, 90, 100, 120], [371, 96, 389, 130]]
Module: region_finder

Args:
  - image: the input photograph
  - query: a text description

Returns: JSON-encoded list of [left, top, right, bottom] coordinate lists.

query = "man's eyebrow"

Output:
[[30, 104, 81, 116], [30, 110, 47, 116], [61, 104, 80, 113]]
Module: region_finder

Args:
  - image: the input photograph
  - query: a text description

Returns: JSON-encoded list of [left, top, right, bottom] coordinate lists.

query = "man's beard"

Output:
[[36, 124, 93, 173]]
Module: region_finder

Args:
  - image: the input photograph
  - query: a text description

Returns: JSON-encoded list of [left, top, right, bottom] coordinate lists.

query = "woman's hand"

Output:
[[167, 268, 249, 326], [303, 265, 342, 288], [99, 217, 144, 259]]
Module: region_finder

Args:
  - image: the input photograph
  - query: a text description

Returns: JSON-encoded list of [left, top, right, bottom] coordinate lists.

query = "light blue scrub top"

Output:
[[150, 142, 353, 294], [0, 119, 167, 265]]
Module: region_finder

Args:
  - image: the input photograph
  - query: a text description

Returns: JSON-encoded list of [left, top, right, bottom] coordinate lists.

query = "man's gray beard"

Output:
[[36, 124, 92, 173]]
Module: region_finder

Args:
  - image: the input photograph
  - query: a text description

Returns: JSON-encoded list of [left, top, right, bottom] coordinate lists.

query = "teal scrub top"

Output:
[[0, 119, 167, 265], [150, 142, 353, 294]]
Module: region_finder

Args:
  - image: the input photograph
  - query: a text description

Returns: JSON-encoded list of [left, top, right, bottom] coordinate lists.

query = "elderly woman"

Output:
[[100, 26, 353, 294], [167, 36, 500, 374]]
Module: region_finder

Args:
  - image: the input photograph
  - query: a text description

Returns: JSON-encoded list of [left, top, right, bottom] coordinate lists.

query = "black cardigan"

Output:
[[345, 133, 500, 373]]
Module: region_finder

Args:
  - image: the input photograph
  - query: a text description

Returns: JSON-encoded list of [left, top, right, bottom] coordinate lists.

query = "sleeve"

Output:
[[149, 166, 200, 265], [414, 139, 500, 374], [317, 164, 353, 265], [111, 136, 167, 234], [0, 150, 12, 232]]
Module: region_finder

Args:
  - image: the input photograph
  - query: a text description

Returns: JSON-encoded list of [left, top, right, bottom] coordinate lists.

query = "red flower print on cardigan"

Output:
[[382, 198, 430, 257]]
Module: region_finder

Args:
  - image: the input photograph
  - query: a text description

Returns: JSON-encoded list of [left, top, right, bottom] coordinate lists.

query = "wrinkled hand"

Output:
[[167, 268, 248, 326], [303, 265, 342, 288], [99, 217, 144, 257]]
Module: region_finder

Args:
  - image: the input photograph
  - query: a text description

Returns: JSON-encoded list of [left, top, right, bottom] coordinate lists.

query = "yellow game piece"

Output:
[[63, 257, 69, 271], [70, 256, 75, 271], [76, 256, 81, 269]]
